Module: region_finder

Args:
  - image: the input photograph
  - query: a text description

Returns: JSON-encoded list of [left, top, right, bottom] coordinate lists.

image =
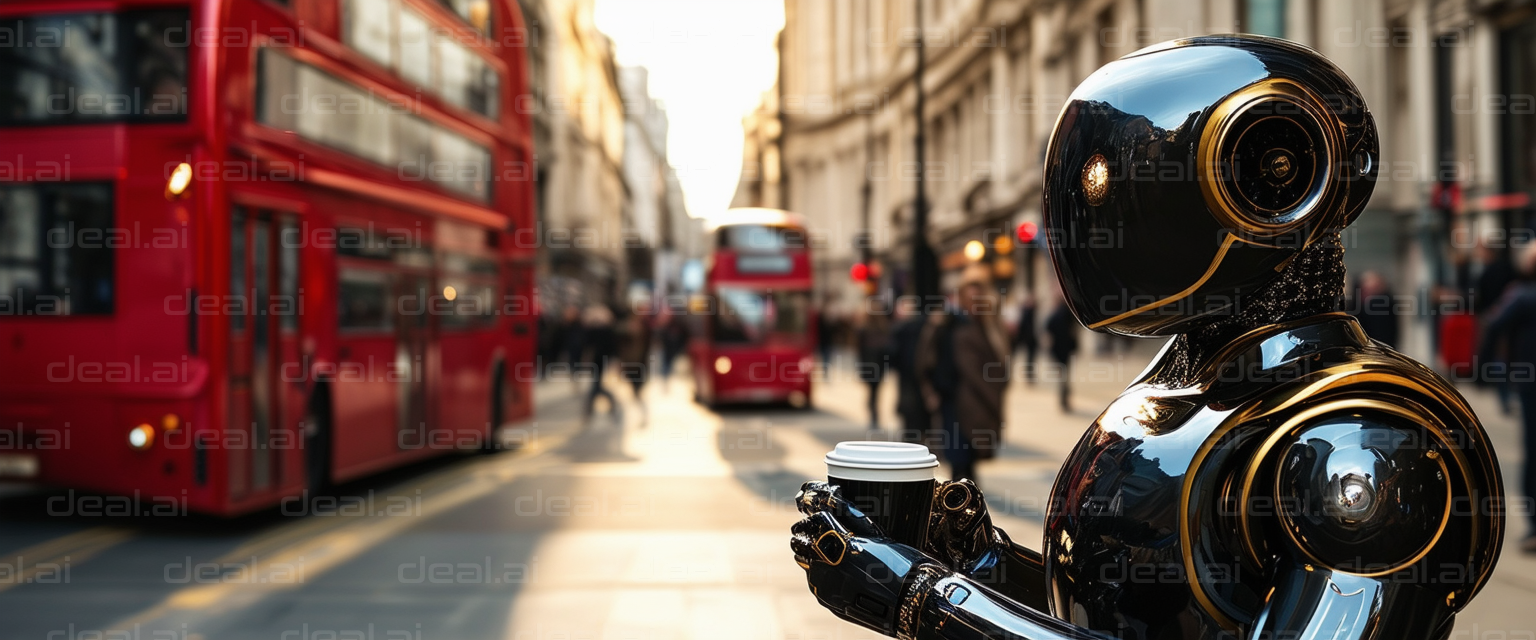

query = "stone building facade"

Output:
[[519, 0, 631, 309], [740, 0, 1536, 359]]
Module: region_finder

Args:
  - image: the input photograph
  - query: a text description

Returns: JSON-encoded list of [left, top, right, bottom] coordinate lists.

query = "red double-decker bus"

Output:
[[0, 0, 537, 515], [690, 209, 816, 408]]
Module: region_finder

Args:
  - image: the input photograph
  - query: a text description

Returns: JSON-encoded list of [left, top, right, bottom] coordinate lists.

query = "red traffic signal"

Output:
[[1016, 221, 1039, 244], [850, 262, 869, 282]]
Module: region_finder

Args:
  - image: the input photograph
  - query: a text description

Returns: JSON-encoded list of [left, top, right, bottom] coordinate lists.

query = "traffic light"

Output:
[[1016, 221, 1039, 245], [850, 262, 869, 282]]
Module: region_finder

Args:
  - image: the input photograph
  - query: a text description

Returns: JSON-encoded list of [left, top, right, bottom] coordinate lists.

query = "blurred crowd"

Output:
[[531, 241, 1536, 551], [535, 300, 692, 424], [837, 264, 1082, 488]]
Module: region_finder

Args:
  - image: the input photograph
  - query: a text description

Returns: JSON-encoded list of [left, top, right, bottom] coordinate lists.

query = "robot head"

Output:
[[1043, 36, 1379, 336]]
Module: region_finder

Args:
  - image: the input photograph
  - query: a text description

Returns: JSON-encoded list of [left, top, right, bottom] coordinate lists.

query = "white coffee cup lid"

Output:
[[825, 441, 938, 482]]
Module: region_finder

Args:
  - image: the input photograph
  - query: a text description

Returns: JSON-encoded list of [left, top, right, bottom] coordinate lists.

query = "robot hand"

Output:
[[791, 482, 944, 637], [926, 479, 1001, 569], [798, 478, 1006, 572], [926, 479, 1051, 610]]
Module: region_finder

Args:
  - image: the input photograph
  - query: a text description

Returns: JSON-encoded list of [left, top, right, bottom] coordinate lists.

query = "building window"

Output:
[[1244, 0, 1286, 38], [1502, 19, 1536, 197]]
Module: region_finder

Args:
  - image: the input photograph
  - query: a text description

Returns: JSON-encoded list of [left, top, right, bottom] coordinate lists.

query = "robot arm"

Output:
[[1250, 561, 1451, 640], [791, 483, 1098, 640]]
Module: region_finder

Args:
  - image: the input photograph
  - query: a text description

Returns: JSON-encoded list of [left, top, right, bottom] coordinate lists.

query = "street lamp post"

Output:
[[861, 112, 874, 278], [911, 0, 939, 303]]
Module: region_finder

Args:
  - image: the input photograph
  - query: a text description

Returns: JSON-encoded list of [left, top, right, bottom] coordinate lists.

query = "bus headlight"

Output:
[[166, 162, 194, 198], [128, 423, 155, 450], [714, 356, 732, 375]]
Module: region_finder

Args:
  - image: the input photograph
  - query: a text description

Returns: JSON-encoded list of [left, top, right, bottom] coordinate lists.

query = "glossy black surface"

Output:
[[1274, 416, 1450, 571], [1043, 314, 1501, 638], [1043, 36, 1378, 336], [792, 35, 1501, 640]]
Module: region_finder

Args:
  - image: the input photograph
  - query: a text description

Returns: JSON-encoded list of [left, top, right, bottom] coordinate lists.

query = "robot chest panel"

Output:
[[1044, 393, 1241, 637]]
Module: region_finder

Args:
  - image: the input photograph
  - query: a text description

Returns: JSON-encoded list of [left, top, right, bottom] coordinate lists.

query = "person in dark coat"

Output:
[[580, 304, 619, 423], [1013, 293, 1038, 385], [1475, 241, 1516, 314], [658, 311, 688, 389], [1350, 271, 1400, 347], [617, 306, 652, 410], [561, 305, 586, 390], [816, 306, 834, 379], [917, 265, 1010, 484], [855, 308, 892, 430], [1475, 242, 1517, 414], [1044, 295, 1079, 413], [537, 312, 558, 380], [887, 298, 931, 445], [1478, 244, 1536, 554]]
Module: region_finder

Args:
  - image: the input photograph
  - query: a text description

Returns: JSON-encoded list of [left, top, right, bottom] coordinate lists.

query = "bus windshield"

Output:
[[717, 224, 807, 253], [712, 288, 810, 345], [0, 10, 190, 126]]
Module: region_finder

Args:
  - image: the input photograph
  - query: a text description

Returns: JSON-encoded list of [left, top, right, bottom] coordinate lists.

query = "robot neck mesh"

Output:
[[1156, 232, 1347, 387]]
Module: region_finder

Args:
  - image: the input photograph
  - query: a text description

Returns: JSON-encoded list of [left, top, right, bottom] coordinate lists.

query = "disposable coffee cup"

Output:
[[825, 441, 939, 549]]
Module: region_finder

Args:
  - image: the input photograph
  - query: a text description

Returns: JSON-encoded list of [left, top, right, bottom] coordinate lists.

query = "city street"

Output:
[[1, 345, 1534, 640]]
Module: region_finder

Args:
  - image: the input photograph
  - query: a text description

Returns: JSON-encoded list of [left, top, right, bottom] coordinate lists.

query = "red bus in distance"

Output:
[[0, 0, 537, 515], [690, 209, 816, 408]]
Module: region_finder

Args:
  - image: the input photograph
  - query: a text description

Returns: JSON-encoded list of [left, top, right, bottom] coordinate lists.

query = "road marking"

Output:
[[0, 527, 134, 594]]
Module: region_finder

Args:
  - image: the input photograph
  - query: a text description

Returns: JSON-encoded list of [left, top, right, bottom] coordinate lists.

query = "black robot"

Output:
[[790, 35, 1503, 640]]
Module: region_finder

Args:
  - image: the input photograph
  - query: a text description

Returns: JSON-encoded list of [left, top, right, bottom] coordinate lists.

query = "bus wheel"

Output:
[[302, 400, 332, 496]]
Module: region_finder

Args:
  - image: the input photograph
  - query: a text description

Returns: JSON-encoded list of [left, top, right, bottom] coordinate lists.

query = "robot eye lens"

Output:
[[1223, 111, 1324, 218], [1081, 153, 1111, 207]]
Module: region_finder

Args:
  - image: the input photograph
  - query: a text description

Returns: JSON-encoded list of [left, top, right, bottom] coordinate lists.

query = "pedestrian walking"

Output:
[[1477, 243, 1536, 554], [1045, 294, 1078, 413], [581, 304, 620, 424], [916, 265, 1010, 484], [536, 312, 557, 379], [562, 305, 586, 391], [816, 307, 834, 379], [1350, 271, 1400, 347], [1476, 241, 1518, 414], [855, 305, 891, 431], [618, 307, 652, 411], [888, 297, 931, 445], [658, 311, 688, 390], [1013, 293, 1038, 385]]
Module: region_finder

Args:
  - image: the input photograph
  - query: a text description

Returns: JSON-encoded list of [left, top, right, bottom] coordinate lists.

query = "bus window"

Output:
[[712, 288, 809, 344], [338, 270, 393, 332], [0, 10, 189, 125], [717, 225, 808, 253], [0, 183, 115, 315]]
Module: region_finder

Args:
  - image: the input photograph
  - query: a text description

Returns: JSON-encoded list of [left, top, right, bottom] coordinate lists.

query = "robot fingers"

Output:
[[791, 512, 850, 567], [794, 481, 885, 538], [794, 481, 842, 516]]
